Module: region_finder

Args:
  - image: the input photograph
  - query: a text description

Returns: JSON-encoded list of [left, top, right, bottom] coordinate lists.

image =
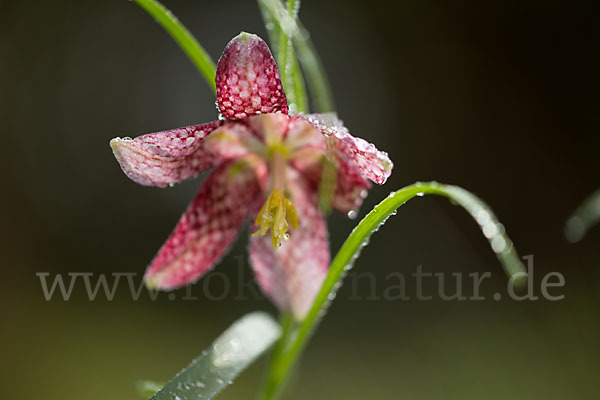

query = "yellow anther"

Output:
[[253, 189, 299, 249]]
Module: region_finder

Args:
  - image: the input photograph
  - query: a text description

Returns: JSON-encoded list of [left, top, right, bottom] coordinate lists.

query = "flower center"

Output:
[[252, 150, 299, 249]]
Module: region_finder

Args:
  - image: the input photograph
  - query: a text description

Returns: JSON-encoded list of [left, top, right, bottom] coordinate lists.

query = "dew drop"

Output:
[[347, 210, 358, 219], [482, 222, 498, 238], [491, 236, 506, 253], [476, 209, 490, 226]]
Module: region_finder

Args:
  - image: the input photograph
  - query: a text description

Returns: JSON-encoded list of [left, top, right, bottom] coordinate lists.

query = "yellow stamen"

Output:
[[253, 188, 299, 249]]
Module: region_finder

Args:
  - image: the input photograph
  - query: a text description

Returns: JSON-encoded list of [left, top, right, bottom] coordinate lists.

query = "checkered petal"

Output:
[[287, 116, 372, 215], [216, 32, 288, 120], [301, 113, 394, 185], [110, 121, 224, 187], [110, 120, 263, 187], [249, 173, 330, 320], [144, 162, 262, 289]]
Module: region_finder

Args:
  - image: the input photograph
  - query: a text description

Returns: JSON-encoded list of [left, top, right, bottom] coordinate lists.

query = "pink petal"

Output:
[[248, 112, 289, 140], [287, 116, 372, 214], [332, 156, 372, 214], [144, 161, 262, 289], [249, 172, 330, 320], [110, 121, 222, 187], [216, 32, 288, 120], [110, 121, 259, 187], [292, 153, 372, 215], [301, 113, 394, 185]]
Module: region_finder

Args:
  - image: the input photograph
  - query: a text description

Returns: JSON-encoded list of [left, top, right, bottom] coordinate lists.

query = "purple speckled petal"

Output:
[[110, 120, 265, 187], [301, 113, 394, 185], [110, 121, 223, 187], [144, 162, 262, 289], [216, 33, 288, 120], [249, 171, 330, 320], [287, 115, 372, 215], [291, 151, 372, 215]]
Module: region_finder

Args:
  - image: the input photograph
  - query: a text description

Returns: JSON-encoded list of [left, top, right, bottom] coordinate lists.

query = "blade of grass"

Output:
[[258, 0, 309, 114], [133, 0, 217, 93], [261, 181, 527, 399], [276, 0, 300, 111], [565, 188, 600, 242], [258, 0, 281, 55], [150, 312, 280, 400], [289, 52, 309, 113], [259, 0, 335, 112]]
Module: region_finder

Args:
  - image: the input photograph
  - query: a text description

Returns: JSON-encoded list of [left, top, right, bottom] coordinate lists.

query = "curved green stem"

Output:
[[262, 181, 526, 399], [133, 0, 217, 93]]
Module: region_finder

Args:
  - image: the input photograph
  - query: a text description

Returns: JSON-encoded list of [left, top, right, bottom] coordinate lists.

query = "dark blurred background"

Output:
[[2, 0, 599, 399]]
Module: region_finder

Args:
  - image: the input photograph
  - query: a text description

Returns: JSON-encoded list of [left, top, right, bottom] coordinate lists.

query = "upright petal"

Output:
[[216, 32, 288, 120], [145, 161, 262, 289], [302, 113, 394, 185], [249, 172, 330, 320]]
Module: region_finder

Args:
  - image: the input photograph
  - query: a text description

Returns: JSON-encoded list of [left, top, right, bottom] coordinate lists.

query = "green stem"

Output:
[[133, 0, 216, 93], [290, 52, 309, 113], [276, 0, 297, 102], [263, 182, 526, 398], [259, 0, 335, 112], [259, 313, 295, 400], [271, 313, 294, 363], [259, 0, 308, 114]]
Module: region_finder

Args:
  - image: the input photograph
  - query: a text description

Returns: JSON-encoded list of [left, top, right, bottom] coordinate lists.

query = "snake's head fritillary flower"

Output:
[[110, 32, 393, 319]]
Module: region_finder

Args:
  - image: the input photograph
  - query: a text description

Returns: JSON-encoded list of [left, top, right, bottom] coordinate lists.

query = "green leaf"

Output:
[[258, 0, 335, 113], [133, 0, 217, 93], [150, 312, 280, 400], [565, 188, 600, 242], [261, 182, 527, 399]]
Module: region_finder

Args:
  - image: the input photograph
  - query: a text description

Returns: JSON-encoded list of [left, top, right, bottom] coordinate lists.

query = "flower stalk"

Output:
[[260, 182, 527, 399]]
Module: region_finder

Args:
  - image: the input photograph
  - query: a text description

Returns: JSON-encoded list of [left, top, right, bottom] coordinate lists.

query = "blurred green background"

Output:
[[2, 0, 599, 398]]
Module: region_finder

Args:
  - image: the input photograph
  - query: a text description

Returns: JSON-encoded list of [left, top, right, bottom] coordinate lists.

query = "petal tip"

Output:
[[234, 31, 259, 42], [144, 274, 162, 290], [216, 33, 288, 120]]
